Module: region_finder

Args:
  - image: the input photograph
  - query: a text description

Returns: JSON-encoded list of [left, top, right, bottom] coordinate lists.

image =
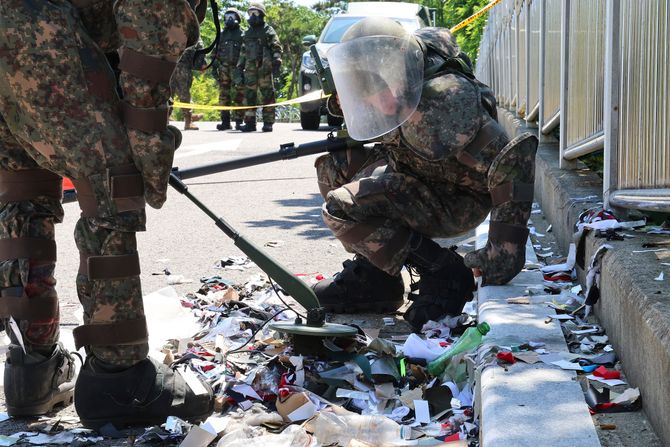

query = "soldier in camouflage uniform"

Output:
[[171, 39, 207, 131], [0, 0, 213, 428], [237, 2, 282, 132], [313, 18, 537, 331], [213, 8, 245, 131]]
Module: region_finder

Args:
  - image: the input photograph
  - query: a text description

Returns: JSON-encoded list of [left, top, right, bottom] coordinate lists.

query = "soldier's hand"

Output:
[[233, 68, 244, 86], [272, 58, 281, 77]]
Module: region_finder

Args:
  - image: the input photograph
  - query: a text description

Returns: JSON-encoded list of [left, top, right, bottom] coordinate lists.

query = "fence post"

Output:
[[524, 0, 532, 125], [515, 0, 520, 113], [538, 0, 548, 141], [559, 0, 576, 169], [603, 0, 621, 210]]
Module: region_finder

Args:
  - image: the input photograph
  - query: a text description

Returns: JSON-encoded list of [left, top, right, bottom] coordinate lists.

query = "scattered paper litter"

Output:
[[540, 243, 576, 274]]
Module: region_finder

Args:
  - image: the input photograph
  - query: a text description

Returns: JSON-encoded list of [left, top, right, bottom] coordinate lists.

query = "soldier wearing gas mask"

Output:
[[313, 18, 537, 331], [237, 2, 283, 132], [0, 0, 213, 429], [171, 38, 207, 130], [214, 7, 246, 131]]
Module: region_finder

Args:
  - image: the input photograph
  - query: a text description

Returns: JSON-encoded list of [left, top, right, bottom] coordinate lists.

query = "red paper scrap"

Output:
[[593, 366, 621, 380], [496, 351, 516, 364]]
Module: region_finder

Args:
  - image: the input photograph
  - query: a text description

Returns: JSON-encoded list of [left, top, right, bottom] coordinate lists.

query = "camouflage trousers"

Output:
[[243, 66, 276, 123], [315, 146, 492, 276], [0, 0, 148, 367], [170, 65, 194, 104], [216, 64, 244, 121]]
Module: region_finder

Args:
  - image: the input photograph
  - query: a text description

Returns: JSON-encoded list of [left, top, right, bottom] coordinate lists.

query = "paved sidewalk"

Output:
[[474, 219, 600, 447]]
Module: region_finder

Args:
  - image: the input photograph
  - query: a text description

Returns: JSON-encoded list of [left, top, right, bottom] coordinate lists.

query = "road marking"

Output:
[[175, 139, 241, 160]]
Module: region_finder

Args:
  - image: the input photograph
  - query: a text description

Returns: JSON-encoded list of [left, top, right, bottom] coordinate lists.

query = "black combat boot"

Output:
[[262, 122, 273, 132], [239, 118, 257, 132], [312, 256, 405, 313], [403, 233, 476, 331], [4, 343, 76, 416], [235, 120, 243, 131], [75, 356, 214, 430], [216, 111, 231, 131]]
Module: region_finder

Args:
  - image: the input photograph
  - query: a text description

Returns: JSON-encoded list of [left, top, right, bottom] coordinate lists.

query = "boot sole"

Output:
[[324, 300, 404, 314], [6, 388, 74, 416], [79, 409, 212, 431]]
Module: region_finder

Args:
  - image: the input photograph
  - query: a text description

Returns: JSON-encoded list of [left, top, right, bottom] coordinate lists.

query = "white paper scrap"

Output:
[[541, 243, 576, 274], [550, 360, 583, 371], [586, 374, 627, 386], [336, 389, 370, 401], [547, 314, 575, 321], [8, 317, 26, 354], [612, 388, 640, 405], [401, 333, 445, 362], [231, 383, 262, 401], [414, 400, 431, 424], [654, 272, 664, 281]]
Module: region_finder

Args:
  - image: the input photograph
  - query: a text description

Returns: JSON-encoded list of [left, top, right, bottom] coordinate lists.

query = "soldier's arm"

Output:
[[193, 39, 207, 70], [112, 0, 201, 208], [237, 40, 247, 69], [114, 0, 199, 108], [266, 25, 282, 72]]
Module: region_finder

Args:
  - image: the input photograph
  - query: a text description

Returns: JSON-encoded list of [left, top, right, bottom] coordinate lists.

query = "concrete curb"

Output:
[[496, 107, 670, 445], [475, 220, 600, 447]]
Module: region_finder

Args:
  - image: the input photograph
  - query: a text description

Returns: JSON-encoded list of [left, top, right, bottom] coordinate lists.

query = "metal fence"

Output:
[[476, 0, 670, 212]]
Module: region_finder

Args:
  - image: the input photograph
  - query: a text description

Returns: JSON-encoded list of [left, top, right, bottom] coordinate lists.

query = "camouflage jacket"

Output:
[[238, 23, 282, 70], [176, 39, 207, 72], [70, 0, 200, 108], [213, 27, 243, 68]]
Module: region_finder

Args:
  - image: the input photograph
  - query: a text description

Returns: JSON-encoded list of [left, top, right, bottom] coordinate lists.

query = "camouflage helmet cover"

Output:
[[248, 2, 266, 15], [224, 7, 243, 22], [341, 15, 409, 42], [414, 27, 461, 59]]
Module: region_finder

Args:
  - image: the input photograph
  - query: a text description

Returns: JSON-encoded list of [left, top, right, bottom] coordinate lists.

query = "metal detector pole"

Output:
[[172, 136, 350, 180], [168, 173, 357, 336]]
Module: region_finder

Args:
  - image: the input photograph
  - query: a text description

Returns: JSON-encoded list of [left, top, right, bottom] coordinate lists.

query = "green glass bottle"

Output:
[[427, 322, 491, 376]]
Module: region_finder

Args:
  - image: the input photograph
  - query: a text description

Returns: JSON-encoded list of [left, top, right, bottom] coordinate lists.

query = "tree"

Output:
[[441, 0, 490, 63], [264, 0, 329, 99]]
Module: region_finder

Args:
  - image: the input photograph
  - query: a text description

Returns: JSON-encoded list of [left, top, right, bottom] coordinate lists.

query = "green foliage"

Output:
[[264, 0, 329, 99], [189, 72, 222, 121], [441, 0, 490, 63]]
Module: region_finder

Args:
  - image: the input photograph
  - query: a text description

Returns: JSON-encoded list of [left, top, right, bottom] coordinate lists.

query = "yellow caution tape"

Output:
[[450, 0, 502, 34], [172, 89, 328, 111]]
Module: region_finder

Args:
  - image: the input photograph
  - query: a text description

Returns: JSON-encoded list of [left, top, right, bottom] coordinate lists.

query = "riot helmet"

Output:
[[327, 17, 424, 141]]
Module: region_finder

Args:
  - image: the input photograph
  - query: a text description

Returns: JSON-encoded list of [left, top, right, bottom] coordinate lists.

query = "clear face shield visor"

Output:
[[327, 35, 424, 141]]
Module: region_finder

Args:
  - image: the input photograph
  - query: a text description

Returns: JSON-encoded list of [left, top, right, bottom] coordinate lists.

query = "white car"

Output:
[[299, 2, 435, 130]]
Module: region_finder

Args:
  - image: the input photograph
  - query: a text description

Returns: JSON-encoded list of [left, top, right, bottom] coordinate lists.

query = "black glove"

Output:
[[233, 68, 244, 86], [272, 58, 281, 77]]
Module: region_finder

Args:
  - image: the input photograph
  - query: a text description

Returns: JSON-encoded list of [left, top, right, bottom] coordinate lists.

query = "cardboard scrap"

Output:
[[275, 392, 317, 422], [178, 425, 217, 447], [506, 296, 530, 304], [513, 352, 541, 364]]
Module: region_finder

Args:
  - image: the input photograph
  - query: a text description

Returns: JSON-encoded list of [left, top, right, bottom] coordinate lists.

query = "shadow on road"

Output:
[[245, 193, 331, 239]]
